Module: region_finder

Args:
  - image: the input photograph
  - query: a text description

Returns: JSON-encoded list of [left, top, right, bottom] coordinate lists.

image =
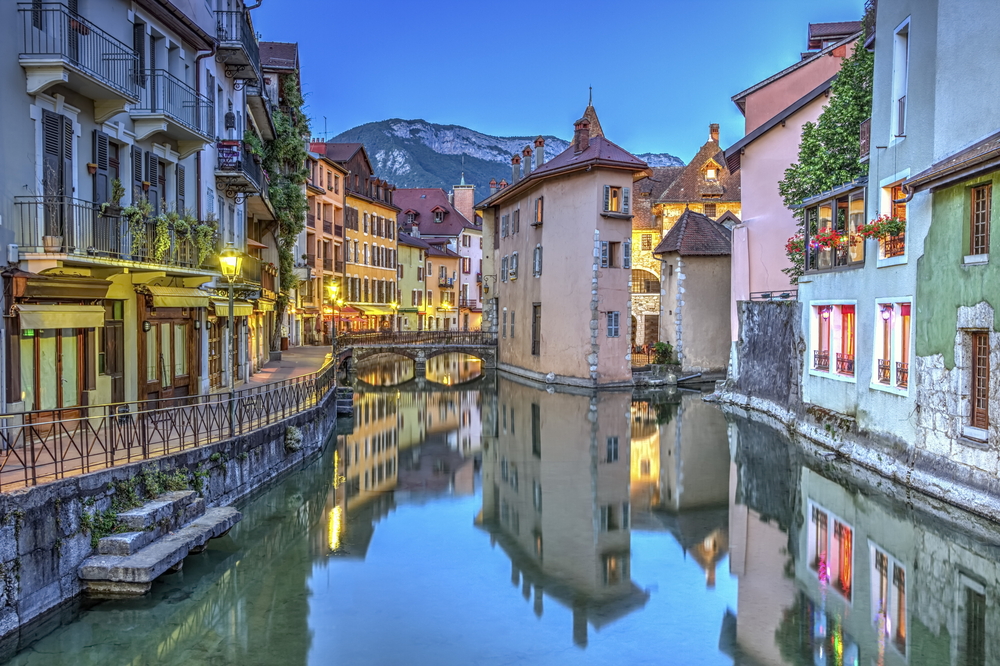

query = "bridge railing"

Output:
[[338, 329, 497, 348]]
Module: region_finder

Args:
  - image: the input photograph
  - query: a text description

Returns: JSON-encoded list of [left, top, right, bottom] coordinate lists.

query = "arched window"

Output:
[[631, 269, 659, 294]]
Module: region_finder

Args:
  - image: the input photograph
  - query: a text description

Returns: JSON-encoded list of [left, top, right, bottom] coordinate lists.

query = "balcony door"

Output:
[[41, 110, 74, 243], [23, 328, 87, 421], [141, 318, 192, 400]]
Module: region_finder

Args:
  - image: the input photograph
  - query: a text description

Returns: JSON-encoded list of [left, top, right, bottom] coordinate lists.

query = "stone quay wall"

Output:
[[0, 387, 340, 647]]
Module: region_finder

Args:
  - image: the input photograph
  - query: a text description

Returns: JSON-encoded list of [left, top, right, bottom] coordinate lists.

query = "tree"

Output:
[[778, 41, 874, 280]]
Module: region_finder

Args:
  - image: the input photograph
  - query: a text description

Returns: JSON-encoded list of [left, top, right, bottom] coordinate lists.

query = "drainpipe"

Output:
[[246, 0, 263, 8], [894, 182, 915, 204]]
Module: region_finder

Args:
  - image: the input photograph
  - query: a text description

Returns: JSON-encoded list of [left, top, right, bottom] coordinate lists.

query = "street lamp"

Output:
[[390, 301, 398, 332], [219, 242, 244, 391]]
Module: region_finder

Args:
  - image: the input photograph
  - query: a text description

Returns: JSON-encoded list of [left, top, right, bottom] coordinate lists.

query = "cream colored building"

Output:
[[479, 105, 649, 387]]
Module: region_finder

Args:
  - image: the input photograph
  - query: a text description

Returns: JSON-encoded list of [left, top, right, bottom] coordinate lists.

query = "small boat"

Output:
[[335, 387, 354, 416]]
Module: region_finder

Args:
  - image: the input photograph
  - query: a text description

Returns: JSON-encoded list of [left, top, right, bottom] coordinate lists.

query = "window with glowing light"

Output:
[[807, 503, 853, 602], [870, 544, 907, 656]]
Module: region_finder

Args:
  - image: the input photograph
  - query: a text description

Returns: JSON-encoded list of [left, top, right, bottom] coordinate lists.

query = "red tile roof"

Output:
[[532, 134, 648, 179], [394, 188, 479, 238], [652, 208, 731, 256], [658, 137, 740, 204], [260, 42, 299, 71], [809, 21, 862, 39], [321, 143, 365, 163]]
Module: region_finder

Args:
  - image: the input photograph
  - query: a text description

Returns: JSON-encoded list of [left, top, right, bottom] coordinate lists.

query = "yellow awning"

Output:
[[212, 300, 254, 316], [147, 286, 211, 308], [356, 304, 395, 316], [256, 300, 275, 312], [17, 304, 105, 329]]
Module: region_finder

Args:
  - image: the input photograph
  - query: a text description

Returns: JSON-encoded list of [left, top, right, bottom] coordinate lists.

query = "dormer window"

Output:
[[705, 167, 718, 181], [406, 213, 415, 225], [435, 212, 444, 223]]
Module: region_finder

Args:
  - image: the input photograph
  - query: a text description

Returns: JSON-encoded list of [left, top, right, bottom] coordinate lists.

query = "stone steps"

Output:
[[79, 490, 241, 598], [99, 491, 205, 556]]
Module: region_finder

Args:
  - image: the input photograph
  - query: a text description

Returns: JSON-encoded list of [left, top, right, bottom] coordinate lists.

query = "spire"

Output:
[[582, 95, 604, 139], [588, 85, 592, 106], [460, 172, 466, 186]]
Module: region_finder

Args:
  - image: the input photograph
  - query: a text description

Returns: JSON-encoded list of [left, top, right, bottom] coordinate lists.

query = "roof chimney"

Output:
[[511, 154, 521, 183], [709, 124, 720, 143], [499, 179, 508, 189], [489, 178, 498, 195], [522, 146, 533, 177], [573, 119, 590, 153], [412, 221, 420, 238], [534, 136, 545, 168]]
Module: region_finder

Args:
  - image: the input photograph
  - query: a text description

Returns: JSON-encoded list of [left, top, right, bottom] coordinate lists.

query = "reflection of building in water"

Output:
[[425, 353, 483, 385], [478, 376, 648, 648], [342, 392, 400, 511], [354, 352, 415, 386], [630, 393, 729, 588], [724, 415, 1000, 666]]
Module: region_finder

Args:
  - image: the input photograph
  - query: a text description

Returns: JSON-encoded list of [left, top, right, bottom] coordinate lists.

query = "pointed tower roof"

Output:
[[582, 104, 604, 138]]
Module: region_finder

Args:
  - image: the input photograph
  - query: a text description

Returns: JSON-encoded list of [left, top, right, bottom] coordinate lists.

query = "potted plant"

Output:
[[42, 235, 63, 252], [99, 178, 126, 216], [857, 214, 906, 240]]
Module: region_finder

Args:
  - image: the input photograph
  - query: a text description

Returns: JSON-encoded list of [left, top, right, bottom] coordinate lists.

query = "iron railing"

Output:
[[217, 140, 263, 192], [0, 362, 336, 492], [306, 213, 316, 228], [339, 330, 495, 348], [323, 257, 333, 271], [814, 350, 830, 371], [15, 196, 212, 270], [877, 359, 891, 384], [18, 3, 139, 100], [215, 10, 260, 80], [334, 260, 345, 273], [133, 69, 214, 141], [896, 362, 909, 388], [439, 277, 455, 288], [334, 225, 344, 238], [750, 290, 798, 301], [459, 298, 478, 310], [241, 255, 262, 285], [304, 253, 316, 268], [323, 220, 333, 235], [836, 353, 855, 376], [896, 95, 906, 137]]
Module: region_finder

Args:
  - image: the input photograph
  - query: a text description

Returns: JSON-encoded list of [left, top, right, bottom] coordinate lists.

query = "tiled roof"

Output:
[[322, 143, 365, 163], [906, 130, 1000, 191], [809, 21, 862, 39], [652, 208, 731, 256], [397, 232, 432, 250], [426, 243, 460, 258], [532, 135, 648, 178], [658, 139, 740, 204], [394, 188, 478, 238], [260, 42, 298, 71], [634, 166, 684, 200]]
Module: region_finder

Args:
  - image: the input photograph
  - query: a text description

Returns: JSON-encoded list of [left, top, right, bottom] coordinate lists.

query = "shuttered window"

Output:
[[92, 130, 110, 204], [176, 164, 186, 212], [510, 252, 518, 280], [971, 331, 990, 429], [623, 240, 632, 269], [534, 197, 543, 225], [533, 245, 542, 277], [607, 311, 620, 337], [600, 241, 609, 268]]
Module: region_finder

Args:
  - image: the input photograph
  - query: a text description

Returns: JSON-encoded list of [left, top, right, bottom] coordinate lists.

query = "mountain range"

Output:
[[329, 119, 684, 202]]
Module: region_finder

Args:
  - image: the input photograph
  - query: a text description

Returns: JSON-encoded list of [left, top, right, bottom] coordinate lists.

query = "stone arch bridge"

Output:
[[338, 331, 497, 377]]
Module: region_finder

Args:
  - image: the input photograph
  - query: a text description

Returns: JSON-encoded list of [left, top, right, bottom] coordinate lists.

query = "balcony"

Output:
[[896, 362, 909, 388], [245, 84, 275, 141], [15, 196, 213, 272], [241, 255, 262, 286], [304, 253, 316, 268], [836, 353, 855, 376], [334, 259, 345, 273], [131, 70, 213, 156], [18, 3, 138, 121], [246, 172, 275, 222], [814, 350, 830, 371], [860, 117, 871, 161], [438, 277, 455, 289], [323, 257, 333, 272], [323, 220, 333, 235], [334, 224, 344, 238], [215, 140, 263, 198], [877, 359, 891, 384], [306, 213, 316, 229], [215, 10, 260, 84], [882, 232, 906, 258], [459, 298, 480, 311]]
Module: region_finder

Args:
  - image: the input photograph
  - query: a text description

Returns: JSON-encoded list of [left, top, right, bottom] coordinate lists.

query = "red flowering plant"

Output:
[[856, 214, 906, 240], [811, 228, 851, 250]]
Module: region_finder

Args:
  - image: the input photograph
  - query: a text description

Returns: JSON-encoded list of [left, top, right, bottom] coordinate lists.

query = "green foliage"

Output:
[[122, 193, 153, 255], [192, 464, 210, 495], [81, 509, 126, 548], [151, 212, 172, 262], [193, 214, 218, 266], [244, 129, 265, 158], [141, 467, 190, 498], [778, 41, 874, 281], [111, 477, 143, 513], [652, 341, 674, 365]]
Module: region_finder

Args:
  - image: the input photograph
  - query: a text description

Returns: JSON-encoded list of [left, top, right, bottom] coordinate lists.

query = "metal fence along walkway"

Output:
[[0, 363, 336, 492]]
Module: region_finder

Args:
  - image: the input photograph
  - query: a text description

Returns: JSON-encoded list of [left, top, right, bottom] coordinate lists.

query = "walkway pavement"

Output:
[[247, 345, 333, 385]]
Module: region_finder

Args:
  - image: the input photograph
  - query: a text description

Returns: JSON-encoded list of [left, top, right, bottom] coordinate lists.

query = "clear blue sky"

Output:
[[253, 0, 863, 161]]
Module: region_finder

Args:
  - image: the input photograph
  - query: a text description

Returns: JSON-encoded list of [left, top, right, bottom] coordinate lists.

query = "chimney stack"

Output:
[[522, 146, 533, 177], [499, 179, 508, 189], [489, 178, 498, 195], [511, 155, 521, 183], [573, 119, 591, 153], [534, 136, 545, 168], [709, 123, 720, 143], [412, 221, 420, 238]]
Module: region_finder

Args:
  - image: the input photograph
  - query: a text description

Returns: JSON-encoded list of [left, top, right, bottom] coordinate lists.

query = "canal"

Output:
[[2, 353, 999, 665]]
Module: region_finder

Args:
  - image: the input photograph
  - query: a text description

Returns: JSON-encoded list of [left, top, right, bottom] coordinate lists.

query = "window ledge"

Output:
[[600, 212, 633, 220], [877, 254, 907, 268], [962, 425, 989, 444], [869, 382, 909, 397], [963, 254, 989, 266], [808, 369, 857, 384]]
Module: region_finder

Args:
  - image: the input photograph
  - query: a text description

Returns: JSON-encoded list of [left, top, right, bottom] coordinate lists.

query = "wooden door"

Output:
[[208, 318, 222, 389], [27, 328, 85, 423], [105, 320, 125, 403]]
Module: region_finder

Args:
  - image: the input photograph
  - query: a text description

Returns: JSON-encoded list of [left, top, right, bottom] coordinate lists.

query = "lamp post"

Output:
[[219, 243, 244, 391], [390, 301, 398, 333]]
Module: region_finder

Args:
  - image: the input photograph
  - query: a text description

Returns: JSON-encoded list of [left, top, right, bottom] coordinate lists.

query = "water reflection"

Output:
[[424, 353, 483, 385], [353, 352, 483, 388]]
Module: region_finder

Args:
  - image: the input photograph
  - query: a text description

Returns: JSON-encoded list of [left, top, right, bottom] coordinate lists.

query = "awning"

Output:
[[247, 238, 268, 249], [147, 286, 211, 308], [212, 300, 254, 316], [256, 299, 275, 312], [356, 304, 395, 316], [339, 305, 363, 315], [17, 304, 105, 329]]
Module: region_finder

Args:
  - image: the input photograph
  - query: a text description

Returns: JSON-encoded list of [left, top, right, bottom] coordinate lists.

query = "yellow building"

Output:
[[630, 124, 741, 347], [312, 142, 399, 331], [341, 391, 399, 510], [424, 243, 462, 331], [396, 232, 430, 331], [303, 152, 347, 343]]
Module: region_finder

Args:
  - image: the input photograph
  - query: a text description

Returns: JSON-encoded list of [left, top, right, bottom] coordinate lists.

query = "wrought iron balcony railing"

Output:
[[334, 259, 345, 273], [335, 225, 344, 238], [877, 359, 891, 384], [836, 353, 855, 376], [323, 257, 333, 271], [438, 277, 455, 288], [216, 140, 263, 194], [215, 10, 260, 83], [896, 361, 909, 388], [306, 213, 316, 228], [15, 195, 212, 270], [18, 3, 139, 102], [882, 233, 906, 258], [814, 350, 830, 371], [860, 117, 871, 160], [323, 220, 333, 235], [132, 69, 213, 142]]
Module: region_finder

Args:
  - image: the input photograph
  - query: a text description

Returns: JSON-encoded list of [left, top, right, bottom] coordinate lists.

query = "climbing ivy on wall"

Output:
[[263, 73, 310, 349], [777, 40, 874, 281]]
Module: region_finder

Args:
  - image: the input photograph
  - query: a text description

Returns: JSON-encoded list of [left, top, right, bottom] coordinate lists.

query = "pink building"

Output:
[[724, 23, 860, 346]]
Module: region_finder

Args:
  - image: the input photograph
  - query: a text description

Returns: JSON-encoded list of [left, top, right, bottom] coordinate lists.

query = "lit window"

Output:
[[808, 503, 853, 602], [871, 545, 906, 655], [810, 303, 855, 377], [705, 168, 717, 181], [874, 302, 911, 389], [603, 185, 630, 213]]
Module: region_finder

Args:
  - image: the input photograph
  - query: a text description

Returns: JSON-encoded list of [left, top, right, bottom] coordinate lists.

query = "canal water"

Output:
[[3, 353, 1000, 665]]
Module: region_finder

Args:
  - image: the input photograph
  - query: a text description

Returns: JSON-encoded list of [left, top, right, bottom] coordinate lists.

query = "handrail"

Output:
[[0, 360, 337, 492]]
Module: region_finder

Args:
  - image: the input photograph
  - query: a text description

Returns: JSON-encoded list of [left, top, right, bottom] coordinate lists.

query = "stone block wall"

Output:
[[731, 300, 804, 409], [0, 388, 339, 646]]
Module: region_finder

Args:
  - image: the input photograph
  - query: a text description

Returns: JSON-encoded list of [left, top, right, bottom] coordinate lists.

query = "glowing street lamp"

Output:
[[218, 243, 244, 391]]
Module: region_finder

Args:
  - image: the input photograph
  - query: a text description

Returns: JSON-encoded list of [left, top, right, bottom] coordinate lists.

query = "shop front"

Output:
[[139, 287, 211, 401]]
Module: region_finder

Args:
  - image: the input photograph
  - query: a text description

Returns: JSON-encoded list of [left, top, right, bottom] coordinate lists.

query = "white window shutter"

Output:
[[623, 187, 630, 214], [603, 185, 610, 211]]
